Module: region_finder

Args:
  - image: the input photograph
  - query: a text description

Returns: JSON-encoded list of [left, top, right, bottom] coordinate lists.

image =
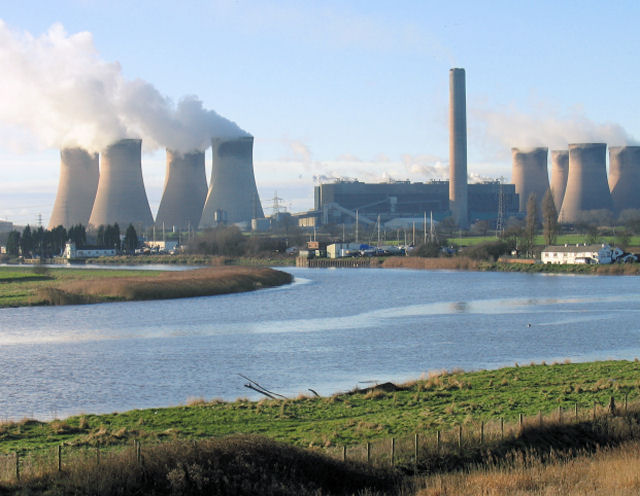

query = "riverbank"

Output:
[[1, 360, 638, 454], [382, 256, 640, 274], [0, 266, 292, 307]]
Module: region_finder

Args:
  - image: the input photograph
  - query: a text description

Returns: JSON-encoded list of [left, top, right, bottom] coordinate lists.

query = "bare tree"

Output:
[[524, 192, 537, 257], [542, 189, 558, 246]]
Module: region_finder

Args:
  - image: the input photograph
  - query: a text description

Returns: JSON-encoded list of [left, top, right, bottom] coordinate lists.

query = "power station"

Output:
[[88, 139, 154, 229], [155, 149, 208, 230], [45, 67, 636, 235], [200, 136, 264, 228], [48, 148, 99, 229]]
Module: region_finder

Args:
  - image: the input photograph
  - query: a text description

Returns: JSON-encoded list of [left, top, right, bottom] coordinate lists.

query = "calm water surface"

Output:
[[1, 267, 639, 419]]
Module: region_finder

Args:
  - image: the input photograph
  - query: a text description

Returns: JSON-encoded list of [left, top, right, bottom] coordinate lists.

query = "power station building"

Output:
[[313, 179, 518, 226]]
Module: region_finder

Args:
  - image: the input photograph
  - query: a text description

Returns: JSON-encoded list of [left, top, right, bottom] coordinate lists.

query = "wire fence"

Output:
[[0, 394, 635, 482]]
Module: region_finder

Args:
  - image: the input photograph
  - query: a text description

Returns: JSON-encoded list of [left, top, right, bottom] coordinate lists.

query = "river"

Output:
[[1, 267, 639, 420]]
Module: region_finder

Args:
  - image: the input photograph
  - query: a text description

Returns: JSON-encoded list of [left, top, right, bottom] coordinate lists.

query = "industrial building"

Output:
[[312, 179, 518, 226], [609, 146, 640, 214]]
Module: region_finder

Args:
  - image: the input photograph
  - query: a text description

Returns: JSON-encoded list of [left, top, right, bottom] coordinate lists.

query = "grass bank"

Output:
[[0, 266, 292, 307], [2, 360, 639, 455]]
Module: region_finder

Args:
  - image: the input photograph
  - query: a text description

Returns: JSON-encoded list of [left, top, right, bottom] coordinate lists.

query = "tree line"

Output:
[[5, 223, 139, 258]]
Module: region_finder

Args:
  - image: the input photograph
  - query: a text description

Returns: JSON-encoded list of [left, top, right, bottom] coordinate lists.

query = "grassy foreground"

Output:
[[0, 266, 292, 307], [2, 360, 639, 455]]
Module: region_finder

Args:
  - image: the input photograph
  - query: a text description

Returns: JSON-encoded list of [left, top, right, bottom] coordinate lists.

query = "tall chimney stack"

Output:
[[48, 148, 99, 229], [88, 139, 154, 229], [449, 68, 468, 228]]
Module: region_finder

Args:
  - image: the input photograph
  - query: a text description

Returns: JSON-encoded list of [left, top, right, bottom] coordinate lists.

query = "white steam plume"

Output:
[[472, 103, 637, 155], [0, 20, 246, 154]]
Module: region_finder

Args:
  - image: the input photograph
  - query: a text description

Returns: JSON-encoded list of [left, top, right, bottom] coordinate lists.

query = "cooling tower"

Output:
[[550, 150, 569, 212], [88, 139, 154, 229], [199, 136, 264, 227], [558, 143, 613, 223], [449, 68, 468, 228], [48, 148, 99, 229], [511, 147, 550, 213], [608, 146, 640, 214], [155, 149, 208, 230]]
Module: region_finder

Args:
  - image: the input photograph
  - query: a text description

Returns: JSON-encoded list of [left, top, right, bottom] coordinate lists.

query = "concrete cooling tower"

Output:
[[88, 139, 154, 229], [199, 136, 264, 228], [48, 148, 99, 229], [511, 147, 550, 212], [558, 143, 613, 223], [608, 146, 640, 214], [155, 149, 208, 230], [449, 68, 468, 228], [550, 150, 569, 213]]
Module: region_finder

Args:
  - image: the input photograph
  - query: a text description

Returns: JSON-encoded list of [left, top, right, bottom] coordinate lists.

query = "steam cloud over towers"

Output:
[[558, 143, 613, 223], [200, 136, 264, 228], [511, 147, 550, 212], [88, 139, 154, 229], [608, 146, 640, 214], [155, 149, 208, 230], [48, 148, 99, 229], [550, 150, 569, 212], [449, 68, 468, 228]]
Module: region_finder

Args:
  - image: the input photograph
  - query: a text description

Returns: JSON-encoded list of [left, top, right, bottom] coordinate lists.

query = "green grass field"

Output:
[[449, 234, 640, 247], [2, 360, 638, 455]]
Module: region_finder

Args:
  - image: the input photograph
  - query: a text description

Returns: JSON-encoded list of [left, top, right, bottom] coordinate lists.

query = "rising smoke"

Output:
[[0, 21, 246, 154], [472, 102, 637, 156]]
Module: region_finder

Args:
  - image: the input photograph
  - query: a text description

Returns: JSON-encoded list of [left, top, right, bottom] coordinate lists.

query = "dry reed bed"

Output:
[[35, 266, 293, 305], [418, 440, 640, 496]]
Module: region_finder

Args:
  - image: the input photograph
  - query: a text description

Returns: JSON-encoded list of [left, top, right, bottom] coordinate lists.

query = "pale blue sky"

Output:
[[1, 0, 639, 224]]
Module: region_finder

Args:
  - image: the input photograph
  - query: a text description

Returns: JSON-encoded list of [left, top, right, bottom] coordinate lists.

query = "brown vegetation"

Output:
[[35, 266, 292, 305], [382, 257, 480, 271], [1, 435, 401, 496], [418, 440, 640, 496]]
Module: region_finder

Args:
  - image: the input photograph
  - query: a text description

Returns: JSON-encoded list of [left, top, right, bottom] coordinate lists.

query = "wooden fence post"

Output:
[[57, 445, 62, 472], [436, 430, 441, 452], [342, 445, 346, 462], [501, 418, 504, 440], [593, 401, 597, 420], [458, 425, 462, 452], [414, 433, 419, 465], [391, 438, 395, 466], [480, 421, 484, 445], [625, 393, 628, 414], [575, 402, 578, 420], [558, 406, 562, 424], [519, 413, 523, 433], [15, 452, 19, 481], [366, 442, 371, 464]]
